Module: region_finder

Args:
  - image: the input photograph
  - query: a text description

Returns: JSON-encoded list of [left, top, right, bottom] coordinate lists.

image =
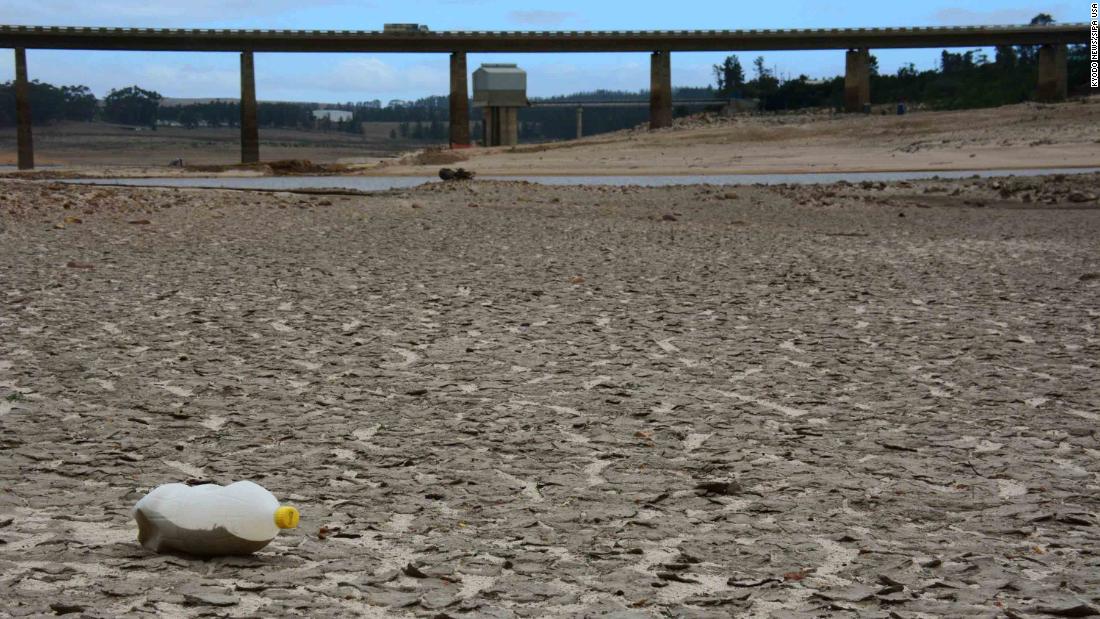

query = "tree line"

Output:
[[708, 44, 1092, 113], [156, 100, 318, 129], [0, 83, 164, 127], [0, 81, 97, 125], [709, 14, 1092, 112]]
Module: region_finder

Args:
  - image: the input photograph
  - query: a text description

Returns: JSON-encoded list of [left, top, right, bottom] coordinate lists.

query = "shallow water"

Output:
[[53, 166, 1100, 192]]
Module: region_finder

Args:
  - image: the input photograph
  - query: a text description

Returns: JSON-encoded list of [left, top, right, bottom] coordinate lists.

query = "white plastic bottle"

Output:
[[133, 481, 300, 556]]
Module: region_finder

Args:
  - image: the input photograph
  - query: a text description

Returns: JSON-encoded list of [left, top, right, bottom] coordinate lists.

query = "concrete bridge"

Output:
[[2, 23, 1089, 170]]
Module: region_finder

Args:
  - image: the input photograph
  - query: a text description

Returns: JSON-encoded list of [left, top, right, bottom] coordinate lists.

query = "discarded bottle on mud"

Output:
[[133, 480, 300, 556]]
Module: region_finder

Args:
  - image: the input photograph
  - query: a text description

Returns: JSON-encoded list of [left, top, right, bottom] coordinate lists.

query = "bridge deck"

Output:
[[0, 24, 1089, 53]]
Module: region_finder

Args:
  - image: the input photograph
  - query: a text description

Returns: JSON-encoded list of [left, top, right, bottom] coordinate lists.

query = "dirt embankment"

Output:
[[4, 100, 1099, 179], [381, 98, 1100, 177]]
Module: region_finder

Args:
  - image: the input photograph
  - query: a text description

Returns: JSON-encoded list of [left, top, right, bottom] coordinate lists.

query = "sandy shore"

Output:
[[4, 100, 1099, 181], [375, 99, 1100, 177], [1, 173, 1098, 616]]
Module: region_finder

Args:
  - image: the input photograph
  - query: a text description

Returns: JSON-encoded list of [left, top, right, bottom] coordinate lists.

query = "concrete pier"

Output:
[[844, 48, 870, 113], [15, 48, 34, 170], [239, 51, 259, 164], [483, 107, 519, 146], [449, 52, 471, 148], [1037, 43, 1067, 102], [649, 50, 672, 130]]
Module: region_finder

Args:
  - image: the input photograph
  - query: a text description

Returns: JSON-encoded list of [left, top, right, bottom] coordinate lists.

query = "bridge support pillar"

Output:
[[844, 48, 870, 113], [483, 107, 518, 147], [650, 50, 672, 130], [15, 48, 34, 170], [575, 106, 583, 140], [240, 51, 260, 164], [1037, 44, 1067, 102], [449, 52, 471, 148]]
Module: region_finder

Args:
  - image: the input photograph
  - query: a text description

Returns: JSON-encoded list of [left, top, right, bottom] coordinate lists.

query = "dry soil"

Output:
[[1, 174, 1098, 617]]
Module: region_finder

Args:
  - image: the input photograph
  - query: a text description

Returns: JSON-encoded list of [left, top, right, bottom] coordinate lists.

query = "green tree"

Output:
[[713, 55, 745, 96], [1017, 13, 1056, 63], [746, 56, 780, 102], [940, 50, 978, 73], [60, 85, 97, 121], [103, 85, 161, 128], [1, 80, 92, 125], [752, 56, 770, 81], [27, 81, 66, 124], [179, 107, 199, 129], [896, 63, 918, 79], [995, 45, 1018, 67]]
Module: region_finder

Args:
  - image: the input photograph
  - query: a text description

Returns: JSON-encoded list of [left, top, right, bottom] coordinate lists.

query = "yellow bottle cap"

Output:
[[274, 506, 300, 529]]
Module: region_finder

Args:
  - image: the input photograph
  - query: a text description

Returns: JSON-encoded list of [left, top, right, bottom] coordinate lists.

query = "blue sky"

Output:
[[0, 0, 1079, 103]]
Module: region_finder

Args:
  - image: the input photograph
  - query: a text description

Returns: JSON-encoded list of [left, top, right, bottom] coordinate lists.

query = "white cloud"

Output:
[[295, 57, 449, 98], [522, 59, 646, 95], [507, 10, 578, 27], [0, 51, 240, 97]]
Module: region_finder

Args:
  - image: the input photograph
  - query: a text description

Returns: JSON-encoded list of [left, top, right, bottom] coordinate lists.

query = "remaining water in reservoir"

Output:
[[54, 167, 1100, 192]]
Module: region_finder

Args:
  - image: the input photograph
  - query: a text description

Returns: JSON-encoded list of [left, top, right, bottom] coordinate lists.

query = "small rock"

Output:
[[439, 167, 475, 181], [182, 589, 239, 607], [657, 571, 700, 583], [813, 584, 877, 603], [694, 480, 742, 496], [1035, 602, 1099, 617], [49, 602, 85, 615], [364, 588, 421, 608], [402, 563, 429, 578]]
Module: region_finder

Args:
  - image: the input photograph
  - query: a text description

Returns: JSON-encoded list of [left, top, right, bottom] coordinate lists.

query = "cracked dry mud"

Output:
[[1, 176, 1098, 618]]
